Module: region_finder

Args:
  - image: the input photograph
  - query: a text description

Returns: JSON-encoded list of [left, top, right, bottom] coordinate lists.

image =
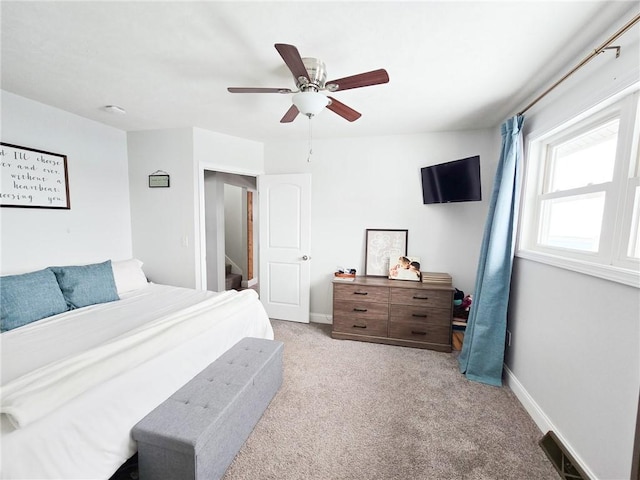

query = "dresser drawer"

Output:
[[333, 300, 389, 322], [390, 305, 451, 326], [390, 287, 452, 309], [334, 283, 389, 304], [333, 300, 388, 336], [388, 319, 450, 345]]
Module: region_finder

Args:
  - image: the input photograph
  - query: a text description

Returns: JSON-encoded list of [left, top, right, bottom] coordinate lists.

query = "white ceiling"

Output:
[[1, 1, 638, 142]]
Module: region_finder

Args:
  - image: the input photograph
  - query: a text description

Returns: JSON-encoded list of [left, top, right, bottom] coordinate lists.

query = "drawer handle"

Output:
[[353, 308, 368, 312], [412, 313, 427, 318], [413, 295, 429, 300], [353, 324, 367, 329], [411, 330, 427, 335], [353, 291, 369, 295]]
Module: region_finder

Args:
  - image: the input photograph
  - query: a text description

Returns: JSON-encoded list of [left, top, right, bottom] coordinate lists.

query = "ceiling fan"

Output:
[[227, 43, 389, 123]]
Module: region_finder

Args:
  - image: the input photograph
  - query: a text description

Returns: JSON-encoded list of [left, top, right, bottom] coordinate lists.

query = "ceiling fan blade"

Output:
[[326, 69, 389, 92], [326, 97, 361, 122], [227, 87, 292, 94], [280, 105, 300, 123], [275, 43, 310, 82]]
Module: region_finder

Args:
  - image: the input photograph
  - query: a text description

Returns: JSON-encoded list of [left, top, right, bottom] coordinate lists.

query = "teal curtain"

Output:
[[458, 115, 525, 387]]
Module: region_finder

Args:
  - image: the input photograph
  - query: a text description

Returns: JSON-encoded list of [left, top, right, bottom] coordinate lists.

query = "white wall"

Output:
[[194, 127, 263, 290], [224, 183, 245, 274], [0, 91, 132, 274], [507, 260, 638, 479], [128, 127, 263, 289], [506, 12, 640, 479], [204, 171, 225, 291], [264, 130, 500, 321], [193, 127, 263, 176], [127, 128, 197, 288]]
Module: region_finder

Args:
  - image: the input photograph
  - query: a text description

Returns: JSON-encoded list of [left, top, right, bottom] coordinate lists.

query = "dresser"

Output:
[[331, 276, 454, 352]]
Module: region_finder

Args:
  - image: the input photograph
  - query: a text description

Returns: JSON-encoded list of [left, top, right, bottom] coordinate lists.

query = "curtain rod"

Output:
[[518, 12, 640, 116]]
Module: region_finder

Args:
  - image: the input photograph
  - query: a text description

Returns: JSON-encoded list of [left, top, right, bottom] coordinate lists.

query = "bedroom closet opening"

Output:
[[202, 171, 258, 293]]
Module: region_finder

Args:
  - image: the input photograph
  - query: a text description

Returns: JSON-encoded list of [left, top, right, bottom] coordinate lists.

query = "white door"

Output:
[[258, 173, 311, 323]]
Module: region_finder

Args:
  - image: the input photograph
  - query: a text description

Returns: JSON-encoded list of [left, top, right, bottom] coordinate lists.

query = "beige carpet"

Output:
[[223, 320, 558, 480]]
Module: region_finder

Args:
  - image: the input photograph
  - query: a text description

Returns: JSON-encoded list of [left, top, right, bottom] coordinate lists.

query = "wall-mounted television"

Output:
[[421, 155, 481, 204]]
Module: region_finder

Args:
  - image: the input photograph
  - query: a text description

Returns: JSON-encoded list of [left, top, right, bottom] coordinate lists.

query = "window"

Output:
[[519, 91, 640, 287]]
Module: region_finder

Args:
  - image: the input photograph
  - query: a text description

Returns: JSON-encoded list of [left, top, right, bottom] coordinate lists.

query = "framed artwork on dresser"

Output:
[[364, 229, 408, 276]]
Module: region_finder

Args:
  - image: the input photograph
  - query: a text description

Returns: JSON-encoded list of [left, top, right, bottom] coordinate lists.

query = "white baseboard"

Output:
[[503, 365, 551, 432], [310, 312, 332, 324], [504, 365, 596, 480]]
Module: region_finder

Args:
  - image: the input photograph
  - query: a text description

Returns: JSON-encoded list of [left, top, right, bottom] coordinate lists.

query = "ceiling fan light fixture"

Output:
[[292, 91, 329, 117], [228, 44, 389, 123]]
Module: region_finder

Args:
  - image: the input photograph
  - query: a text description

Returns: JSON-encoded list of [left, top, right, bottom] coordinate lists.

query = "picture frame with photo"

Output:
[[388, 256, 422, 281]]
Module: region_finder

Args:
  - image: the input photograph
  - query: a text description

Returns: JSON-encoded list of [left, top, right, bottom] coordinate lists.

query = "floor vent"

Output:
[[539, 431, 590, 480]]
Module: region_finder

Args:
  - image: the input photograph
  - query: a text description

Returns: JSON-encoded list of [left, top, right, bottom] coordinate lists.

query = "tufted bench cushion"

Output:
[[131, 337, 283, 480]]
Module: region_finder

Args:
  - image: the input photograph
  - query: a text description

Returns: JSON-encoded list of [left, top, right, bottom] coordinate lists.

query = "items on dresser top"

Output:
[[332, 275, 454, 352]]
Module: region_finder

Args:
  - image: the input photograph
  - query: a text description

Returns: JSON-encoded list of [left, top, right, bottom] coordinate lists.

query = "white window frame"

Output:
[[518, 89, 640, 288]]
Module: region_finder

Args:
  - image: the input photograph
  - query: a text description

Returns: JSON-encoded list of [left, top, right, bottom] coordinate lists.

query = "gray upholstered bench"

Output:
[[132, 337, 284, 480]]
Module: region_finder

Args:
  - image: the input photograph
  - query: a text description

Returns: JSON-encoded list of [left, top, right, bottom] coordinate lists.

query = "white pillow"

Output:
[[111, 259, 148, 294]]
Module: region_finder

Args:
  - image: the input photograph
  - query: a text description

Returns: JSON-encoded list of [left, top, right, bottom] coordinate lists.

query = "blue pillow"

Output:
[[50, 260, 119, 309], [1, 268, 69, 332]]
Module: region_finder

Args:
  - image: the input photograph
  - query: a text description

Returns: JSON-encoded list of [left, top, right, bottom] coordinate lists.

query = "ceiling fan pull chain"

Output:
[[307, 116, 313, 162]]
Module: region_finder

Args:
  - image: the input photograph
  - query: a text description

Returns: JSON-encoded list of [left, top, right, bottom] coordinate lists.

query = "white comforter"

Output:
[[0, 284, 273, 480]]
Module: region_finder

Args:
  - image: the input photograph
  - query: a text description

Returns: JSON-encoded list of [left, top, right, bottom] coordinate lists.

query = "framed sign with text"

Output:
[[0, 143, 70, 209], [148, 174, 170, 188]]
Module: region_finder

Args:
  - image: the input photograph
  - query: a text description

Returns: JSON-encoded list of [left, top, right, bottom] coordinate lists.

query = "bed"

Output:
[[0, 259, 273, 479]]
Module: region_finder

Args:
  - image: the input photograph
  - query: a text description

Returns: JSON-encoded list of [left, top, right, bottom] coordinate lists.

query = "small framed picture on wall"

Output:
[[148, 173, 170, 188]]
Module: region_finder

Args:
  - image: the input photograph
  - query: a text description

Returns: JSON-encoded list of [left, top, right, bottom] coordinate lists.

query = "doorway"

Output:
[[202, 171, 257, 292]]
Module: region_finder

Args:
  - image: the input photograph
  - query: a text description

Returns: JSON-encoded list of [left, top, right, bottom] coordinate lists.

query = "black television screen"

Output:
[[421, 155, 481, 204]]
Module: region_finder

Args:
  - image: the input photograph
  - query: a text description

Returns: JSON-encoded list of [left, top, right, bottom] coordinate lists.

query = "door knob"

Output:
[[302, 255, 311, 261]]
